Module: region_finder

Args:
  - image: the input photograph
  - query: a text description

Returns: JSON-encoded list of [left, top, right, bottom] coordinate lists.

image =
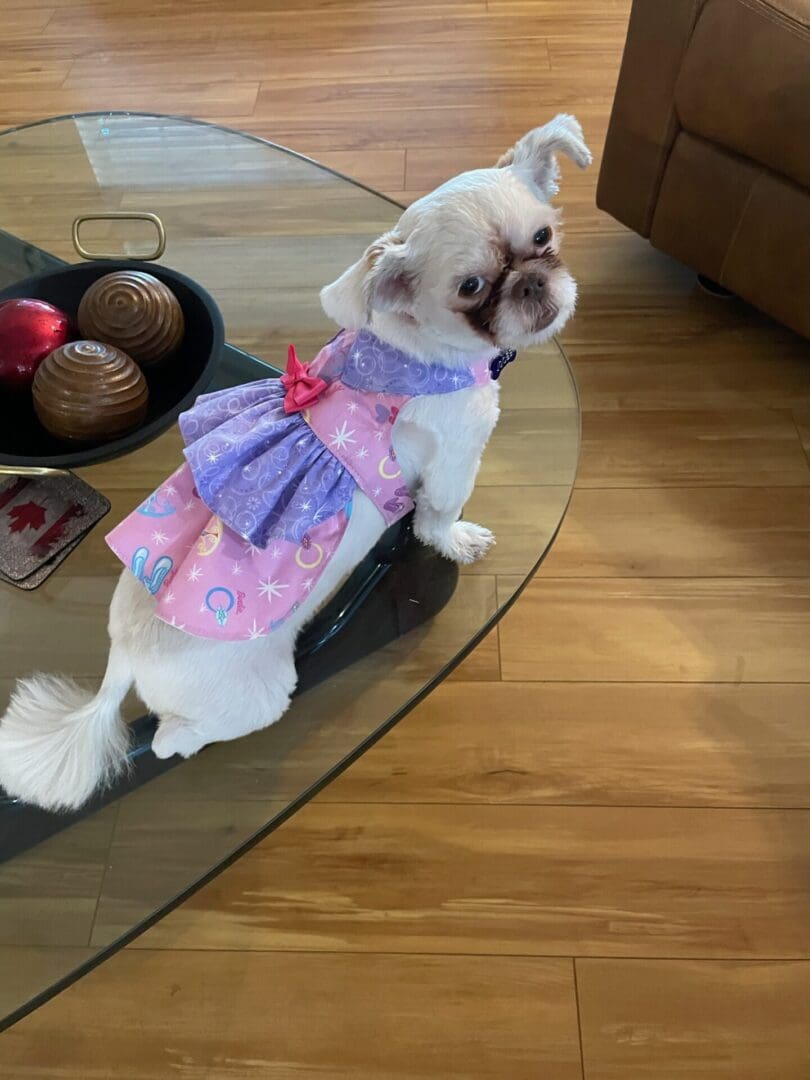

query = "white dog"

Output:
[[0, 115, 590, 811]]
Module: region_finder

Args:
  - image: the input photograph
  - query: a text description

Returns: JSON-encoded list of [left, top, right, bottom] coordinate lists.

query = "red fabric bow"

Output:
[[281, 345, 328, 415]]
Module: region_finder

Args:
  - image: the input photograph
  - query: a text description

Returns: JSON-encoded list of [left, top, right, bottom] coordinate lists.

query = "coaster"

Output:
[[0, 473, 110, 588], [0, 530, 87, 591]]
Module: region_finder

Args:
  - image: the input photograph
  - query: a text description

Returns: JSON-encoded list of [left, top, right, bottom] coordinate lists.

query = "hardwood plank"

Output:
[[477, 409, 581, 487], [576, 410, 809, 489], [796, 409, 809, 460], [0, 83, 261, 125], [0, 807, 116, 948], [463, 486, 573, 576], [323, 681, 810, 808], [47, 1, 620, 41], [0, 9, 54, 39], [449, 621, 501, 682], [0, 575, 114, 679], [0, 947, 95, 1025], [546, 36, 625, 75], [568, 342, 810, 411], [541, 487, 810, 577], [0, 56, 71, 89], [577, 958, 810, 1080], [486, 0, 630, 16], [498, 577, 810, 683], [308, 148, 406, 193], [0, 0, 58, 9], [91, 799, 287, 948], [245, 88, 612, 152], [41, 8, 222, 46], [493, 336, 580, 409], [131, 802, 810, 958], [0, 952, 582, 1080], [38, 3, 616, 61], [63, 37, 552, 88], [563, 234, 806, 349]]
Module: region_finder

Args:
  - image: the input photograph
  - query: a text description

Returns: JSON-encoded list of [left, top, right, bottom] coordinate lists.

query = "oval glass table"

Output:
[[0, 114, 579, 1030]]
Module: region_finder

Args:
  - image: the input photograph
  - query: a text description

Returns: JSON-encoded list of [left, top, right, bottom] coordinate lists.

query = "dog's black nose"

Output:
[[518, 274, 546, 301]]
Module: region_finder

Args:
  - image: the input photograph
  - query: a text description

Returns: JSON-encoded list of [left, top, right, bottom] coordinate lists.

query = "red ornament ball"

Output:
[[0, 299, 72, 390]]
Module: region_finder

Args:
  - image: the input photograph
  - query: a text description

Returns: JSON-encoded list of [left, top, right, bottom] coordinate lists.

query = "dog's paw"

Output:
[[436, 521, 495, 565], [152, 714, 208, 760]]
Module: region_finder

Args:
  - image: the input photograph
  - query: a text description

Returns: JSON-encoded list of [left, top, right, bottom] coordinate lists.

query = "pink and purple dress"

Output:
[[105, 329, 513, 641]]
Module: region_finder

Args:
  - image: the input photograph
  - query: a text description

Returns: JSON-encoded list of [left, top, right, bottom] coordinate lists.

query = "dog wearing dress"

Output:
[[0, 115, 591, 811]]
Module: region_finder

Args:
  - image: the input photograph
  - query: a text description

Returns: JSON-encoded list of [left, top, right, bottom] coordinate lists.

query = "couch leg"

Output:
[[697, 274, 735, 298]]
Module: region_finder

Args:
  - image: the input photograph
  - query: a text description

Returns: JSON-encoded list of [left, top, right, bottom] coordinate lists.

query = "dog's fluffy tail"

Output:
[[0, 645, 133, 812]]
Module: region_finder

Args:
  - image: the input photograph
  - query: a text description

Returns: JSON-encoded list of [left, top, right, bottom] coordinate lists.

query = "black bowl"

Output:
[[0, 260, 224, 469]]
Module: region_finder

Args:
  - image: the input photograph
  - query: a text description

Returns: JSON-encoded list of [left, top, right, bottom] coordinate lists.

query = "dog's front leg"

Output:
[[413, 469, 495, 565], [397, 387, 499, 565]]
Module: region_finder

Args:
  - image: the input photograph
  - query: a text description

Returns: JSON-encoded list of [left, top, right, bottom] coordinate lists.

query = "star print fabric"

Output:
[[105, 329, 493, 641], [180, 376, 356, 547]]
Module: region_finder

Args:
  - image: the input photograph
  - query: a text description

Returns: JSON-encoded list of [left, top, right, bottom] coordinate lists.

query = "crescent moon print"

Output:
[[378, 454, 402, 480]]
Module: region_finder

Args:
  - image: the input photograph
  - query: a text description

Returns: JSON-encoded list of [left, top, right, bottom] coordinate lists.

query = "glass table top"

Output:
[[0, 113, 579, 1029]]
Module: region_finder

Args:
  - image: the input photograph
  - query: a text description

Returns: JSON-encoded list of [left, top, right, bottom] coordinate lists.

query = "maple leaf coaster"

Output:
[[0, 474, 110, 589]]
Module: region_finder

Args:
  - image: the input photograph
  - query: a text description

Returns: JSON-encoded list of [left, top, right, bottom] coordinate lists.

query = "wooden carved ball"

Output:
[[32, 340, 149, 442], [77, 270, 185, 367]]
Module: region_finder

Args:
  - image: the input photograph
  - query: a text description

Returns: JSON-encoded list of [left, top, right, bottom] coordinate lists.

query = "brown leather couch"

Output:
[[597, 0, 810, 338]]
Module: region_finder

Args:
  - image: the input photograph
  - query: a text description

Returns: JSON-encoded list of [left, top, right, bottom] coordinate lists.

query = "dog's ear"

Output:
[[320, 230, 416, 328], [497, 114, 592, 199]]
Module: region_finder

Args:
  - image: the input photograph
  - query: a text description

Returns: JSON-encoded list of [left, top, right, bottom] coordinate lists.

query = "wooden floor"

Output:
[[2, 1, 810, 1076]]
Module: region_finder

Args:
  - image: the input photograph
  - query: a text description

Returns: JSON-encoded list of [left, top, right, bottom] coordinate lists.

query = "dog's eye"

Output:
[[533, 226, 553, 247], [459, 275, 486, 297]]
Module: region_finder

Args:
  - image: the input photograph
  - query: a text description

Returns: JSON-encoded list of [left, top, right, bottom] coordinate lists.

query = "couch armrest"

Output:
[[596, 0, 707, 236]]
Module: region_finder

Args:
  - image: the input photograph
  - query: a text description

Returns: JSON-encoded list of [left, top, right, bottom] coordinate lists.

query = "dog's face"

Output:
[[321, 115, 591, 356]]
